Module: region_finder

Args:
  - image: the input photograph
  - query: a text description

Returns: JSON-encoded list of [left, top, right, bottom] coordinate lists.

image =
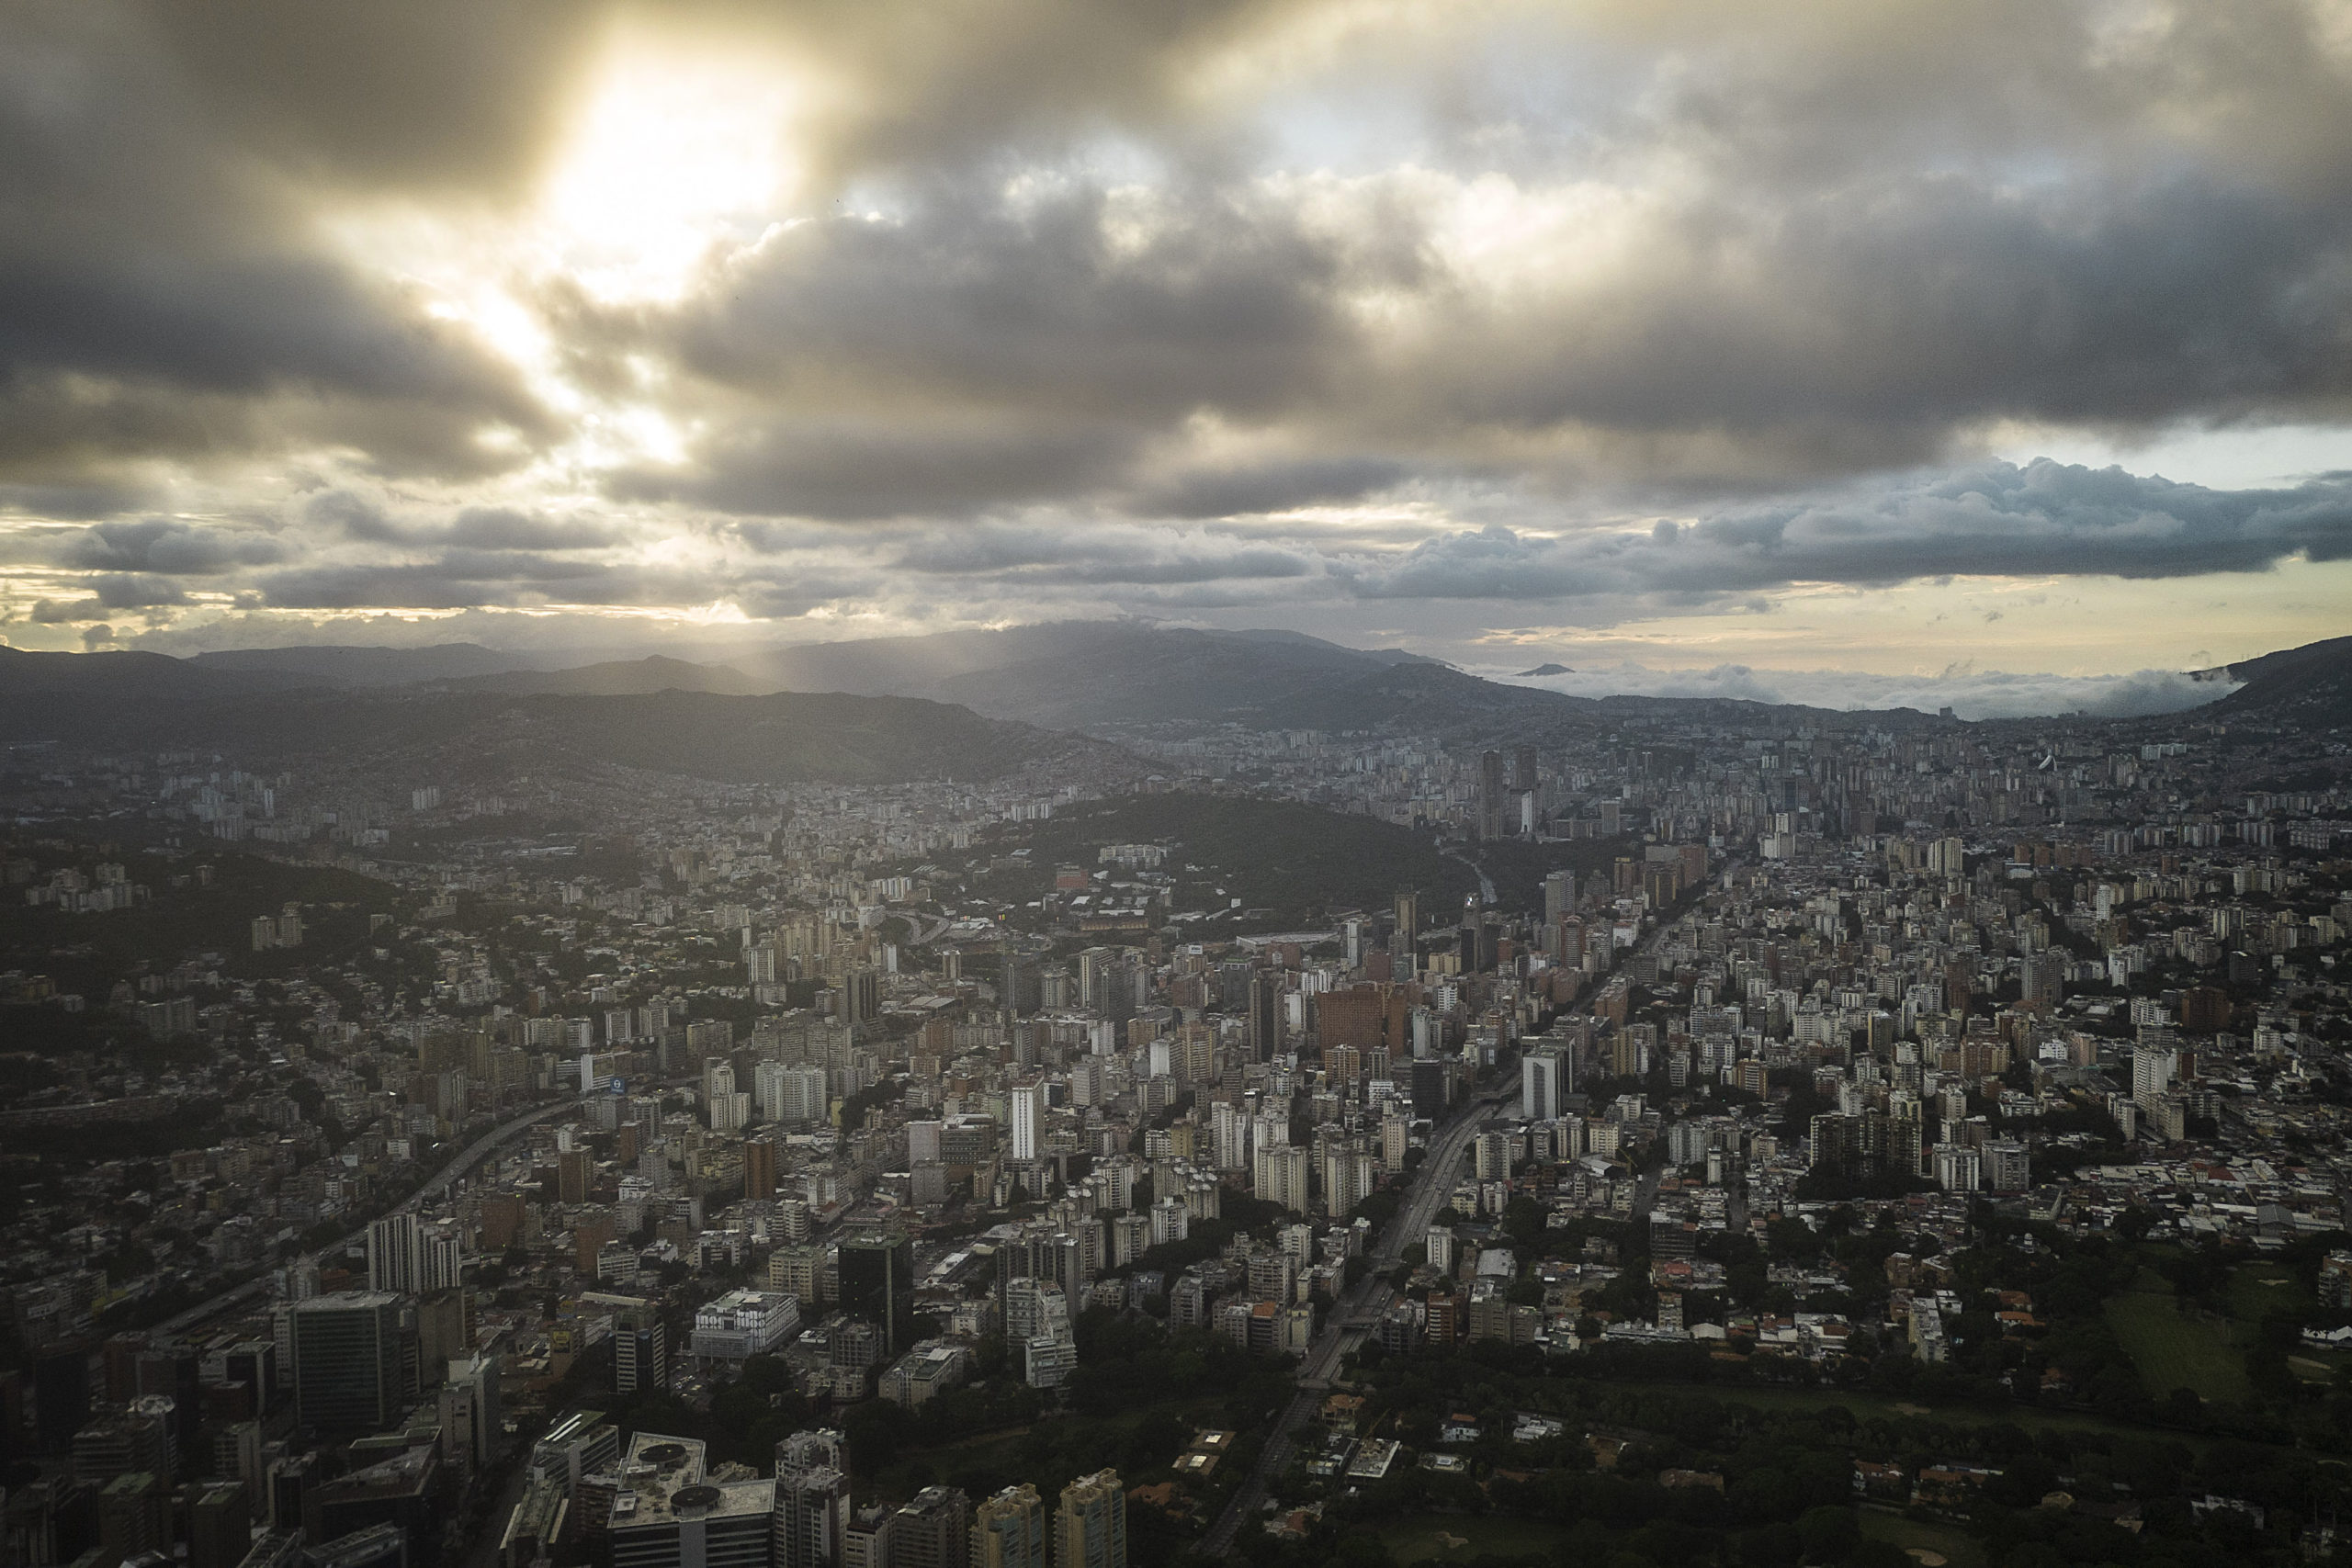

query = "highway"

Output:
[[151, 1095, 581, 1336], [1198, 864, 1726, 1551], [1201, 1076, 1510, 1555]]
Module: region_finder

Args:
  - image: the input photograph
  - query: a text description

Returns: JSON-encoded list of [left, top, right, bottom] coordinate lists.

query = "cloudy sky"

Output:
[[3, 0, 2350, 697]]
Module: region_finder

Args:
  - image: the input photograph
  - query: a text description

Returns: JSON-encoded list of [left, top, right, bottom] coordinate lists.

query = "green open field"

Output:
[[1859, 1508, 1985, 1568], [1607, 1380, 2216, 1450], [2226, 1261, 2313, 1327], [2106, 1271, 2251, 1404], [1382, 1514, 1569, 1564]]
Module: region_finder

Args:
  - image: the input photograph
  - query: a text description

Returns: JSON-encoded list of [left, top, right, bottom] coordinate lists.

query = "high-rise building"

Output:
[[1247, 974, 1282, 1063], [1055, 1472, 1126, 1568], [1522, 1045, 1568, 1121], [839, 968, 881, 1026], [1320, 1147, 1374, 1220], [1010, 1084, 1042, 1163], [418, 1225, 463, 1294], [1251, 1144, 1310, 1214], [600, 1433, 772, 1568], [743, 1135, 780, 1201], [99, 1472, 169, 1563], [1543, 871, 1575, 928], [972, 1483, 1046, 1568], [1478, 750, 1507, 840], [837, 1231, 915, 1359], [558, 1148, 594, 1205], [289, 1292, 404, 1436], [365, 1214, 423, 1295], [188, 1482, 251, 1568], [890, 1485, 972, 1568], [440, 1352, 502, 1470], [774, 1429, 850, 1568], [610, 1297, 666, 1396]]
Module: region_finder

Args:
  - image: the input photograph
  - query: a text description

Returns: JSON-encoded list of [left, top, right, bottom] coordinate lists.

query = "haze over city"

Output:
[[6, 9, 2352, 1568]]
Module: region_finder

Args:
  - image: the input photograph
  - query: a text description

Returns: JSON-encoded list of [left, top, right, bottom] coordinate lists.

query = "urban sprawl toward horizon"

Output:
[[2, 626, 2351, 1568]]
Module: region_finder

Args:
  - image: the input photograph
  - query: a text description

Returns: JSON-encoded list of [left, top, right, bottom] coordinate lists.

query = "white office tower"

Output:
[[1427, 1226, 1455, 1275], [422, 1224, 464, 1292], [1011, 1083, 1043, 1162], [1522, 1044, 1568, 1121], [2132, 1046, 2177, 1111], [366, 1213, 424, 1294]]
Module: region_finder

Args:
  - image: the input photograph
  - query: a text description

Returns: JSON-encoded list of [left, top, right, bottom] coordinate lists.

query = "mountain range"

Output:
[[1, 623, 2344, 787], [2199, 635, 2352, 728]]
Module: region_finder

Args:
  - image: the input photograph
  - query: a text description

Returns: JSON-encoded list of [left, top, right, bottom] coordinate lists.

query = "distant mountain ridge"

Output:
[[190, 642, 525, 685], [433, 656, 776, 697], [2202, 635, 2352, 728], [7, 626, 2349, 765], [0, 652, 1091, 785]]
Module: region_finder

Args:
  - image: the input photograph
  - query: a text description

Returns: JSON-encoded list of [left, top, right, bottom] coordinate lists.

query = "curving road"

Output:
[[1438, 848, 1498, 908], [1201, 1077, 1510, 1555], [152, 1096, 581, 1336]]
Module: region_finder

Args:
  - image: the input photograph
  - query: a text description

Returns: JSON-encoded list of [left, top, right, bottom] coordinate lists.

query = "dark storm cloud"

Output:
[[664, 184, 1363, 418], [252, 551, 706, 612], [1132, 457, 1411, 519], [56, 519, 284, 576], [0, 1, 560, 485], [303, 492, 619, 551], [889, 524, 1317, 584], [1349, 461, 2352, 601], [7, 0, 2352, 631], [1408, 173, 2352, 472], [86, 574, 191, 610], [616, 416, 1148, 521]]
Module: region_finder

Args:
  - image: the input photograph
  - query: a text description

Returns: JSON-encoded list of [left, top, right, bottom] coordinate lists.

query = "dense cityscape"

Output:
[[9, 4, 2352, 1568], [2, 628, 2348, 1568]]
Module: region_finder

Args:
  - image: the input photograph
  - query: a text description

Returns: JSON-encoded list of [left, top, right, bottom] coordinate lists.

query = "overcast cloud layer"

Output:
[[1, 0, 2348, 683]]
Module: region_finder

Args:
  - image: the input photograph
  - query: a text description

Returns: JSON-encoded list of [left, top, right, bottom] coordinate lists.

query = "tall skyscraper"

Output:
[[1055, 1472, 1127, 1568], [1009, 1083, 1042, 1162], [837, 1230, 915, 1358], [1247, 973, 1281, 1063], [613, 1297, 667, 1396], [1543, 870, 1575, 927], [1251, 1144, 1310, 1214], [1478, 749, 1506, 840], [289, 1292, 403, 1436], [439, 1352, 502, 1470], [365, 1213, 422, 1295], [1522, 1044, 1567, 1121], [973, 1483, 1046, 1568], [774, 1429, 850, 1568], [743, 1134, 780, 1201], [890, 1486, 972, 1568]]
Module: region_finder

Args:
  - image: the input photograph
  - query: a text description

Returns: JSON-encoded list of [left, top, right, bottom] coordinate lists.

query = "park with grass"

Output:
[[2105, 1269, 2255, 1404]]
